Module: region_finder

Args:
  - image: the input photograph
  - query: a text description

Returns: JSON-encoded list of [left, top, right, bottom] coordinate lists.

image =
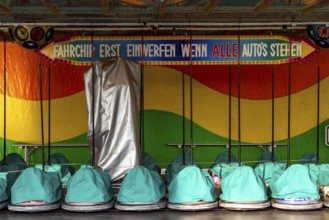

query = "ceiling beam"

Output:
[[253, 0, 276, 15], [120, 0, 149, 6], [155, 0, 186, 15], [40, 0, 60, 16], [155, 0, 170, 16], [98, 0, 110, 16], [204, 0, 219, 15], [302, 0, 329, 14], [0, 2, 11, 15], [66, 0, 80, 4]]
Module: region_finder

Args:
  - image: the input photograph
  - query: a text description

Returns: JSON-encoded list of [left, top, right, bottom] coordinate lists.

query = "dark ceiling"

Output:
[[0, 0, 329, 37]]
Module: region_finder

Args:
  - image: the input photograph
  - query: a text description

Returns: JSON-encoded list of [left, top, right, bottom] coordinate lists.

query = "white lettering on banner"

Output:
[[54, 44, 93, 58], [51, 39, 304, 62], [291, 43, 302, 57], [270, 43, 301, 57], [127, 44, 176, 58], [127, 44, 142, 57], [242, 43, 268, 57], [181, 44, 207, 57], [144, 44, 176, 57], [99, 44, 121, 57]]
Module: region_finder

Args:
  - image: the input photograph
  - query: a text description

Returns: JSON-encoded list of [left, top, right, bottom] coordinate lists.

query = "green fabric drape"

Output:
[[168, 165, 216, 203], [220, 166, 268, 202], [65, 167, 113, 203], [270, 164, 320, 200], [11, 167, 62, 204], [117, 166, 165, 203]]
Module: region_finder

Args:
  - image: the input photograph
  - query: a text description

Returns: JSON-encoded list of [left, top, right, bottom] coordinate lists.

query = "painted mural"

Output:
[[1, 40, 329, 168]]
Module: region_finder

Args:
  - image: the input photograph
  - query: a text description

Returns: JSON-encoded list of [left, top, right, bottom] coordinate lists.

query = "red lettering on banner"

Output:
[[212, 43, 220, 58]]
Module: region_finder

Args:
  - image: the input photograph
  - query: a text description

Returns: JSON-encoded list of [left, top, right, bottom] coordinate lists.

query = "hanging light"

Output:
[[307, 24, 329, 48], [8, 25, 54, 50]]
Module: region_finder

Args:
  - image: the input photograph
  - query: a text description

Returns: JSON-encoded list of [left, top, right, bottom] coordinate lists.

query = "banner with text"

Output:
[[40, 35, 317, 65]]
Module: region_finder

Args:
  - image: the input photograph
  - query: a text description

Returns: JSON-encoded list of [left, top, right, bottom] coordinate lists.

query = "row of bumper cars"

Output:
[[115, 166, 166, 211], [48, 153, 76, 186], [8, 167, 62, 212], [0, 177, 8, 209], [319, 165, 329, 207], [298, 152, 318, 164], [0, 164, 24, 197], [270, 164, 323, 210], [253, 151, 279, 167], [209, 162, 240, 194], [219, 166, 270, 210], [167, 165, 218, 211], [0, 153, 27, 167], [214, 151, 238, 164], [0, 153, 27, 209], [254, 162, 286, 189], [303, 163, 329, 207], [62, 167, 114, 212], [34, 153, 75, 197], [165, 152, 196, 186], [209, 151, 239, 194], [144, 153, 161, 174]]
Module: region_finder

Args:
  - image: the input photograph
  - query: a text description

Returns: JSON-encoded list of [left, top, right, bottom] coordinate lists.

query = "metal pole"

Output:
[[47, 63, 51, 165], [140, 35, 145, 165], [3, 38, 6, 164], [39, 63, 45, 171], [91, 32, 95, 168], [140, 64, 145, 165], [228, 65, 232, 163], [271, 66, 275, 162], [287, 63, 291, 167], [189, 63, 193, 165], [182, 68, 186, 165], [237, 34, 241, 166], [287, 37, 292, 167], [316, 59, 320, 164], [189, 33, 193, 165]]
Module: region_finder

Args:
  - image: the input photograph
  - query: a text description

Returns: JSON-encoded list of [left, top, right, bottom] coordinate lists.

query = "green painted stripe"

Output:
[[0, 134, 90, 166], [1, 110, 329, 167], [143, 110, 329, 167]]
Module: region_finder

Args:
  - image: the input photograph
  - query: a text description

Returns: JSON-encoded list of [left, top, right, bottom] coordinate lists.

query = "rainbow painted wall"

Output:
[[1, 42, 329, 168]]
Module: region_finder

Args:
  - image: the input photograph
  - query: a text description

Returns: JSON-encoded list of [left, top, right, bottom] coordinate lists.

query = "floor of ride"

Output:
[[2, 207, 329, 220]]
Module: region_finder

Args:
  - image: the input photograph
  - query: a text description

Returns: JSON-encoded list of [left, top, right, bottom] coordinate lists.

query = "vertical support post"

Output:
[[189, 33, 193, 165], [140, 64, 145, 165], [39, 63, 45, 171], [182, 68, 186, 165], [237, 33, 241, 166], [316, 58, 320, 164], [287, 36, 292, 167], [140, 35, 145, 165], [47, 63, 51, 165], [3, 39, 6, 164], [228, 66, 232, 163], [91, 32, 95, 168], [271, 66, 275, 162], [189, 63, 193, 165]]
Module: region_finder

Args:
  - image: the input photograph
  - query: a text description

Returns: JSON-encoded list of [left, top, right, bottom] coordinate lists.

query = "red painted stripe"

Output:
[[0, 43, 87, 100], [166, 49, 329, 100], [2, 43, 329, 100]]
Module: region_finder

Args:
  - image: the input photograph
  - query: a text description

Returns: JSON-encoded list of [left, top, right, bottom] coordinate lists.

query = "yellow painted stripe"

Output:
[[144, 66, 328, 143], [0, 66, 327, 143], [0, 92, 87, 143]]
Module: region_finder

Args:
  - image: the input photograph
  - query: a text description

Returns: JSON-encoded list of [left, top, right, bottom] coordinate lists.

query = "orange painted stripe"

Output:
[[144, 66, 329, 143], [1, 42, 328, 101], [0, 42, 88, 100], [1, 65, 329, 143], [166, 48, 329, 100]]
